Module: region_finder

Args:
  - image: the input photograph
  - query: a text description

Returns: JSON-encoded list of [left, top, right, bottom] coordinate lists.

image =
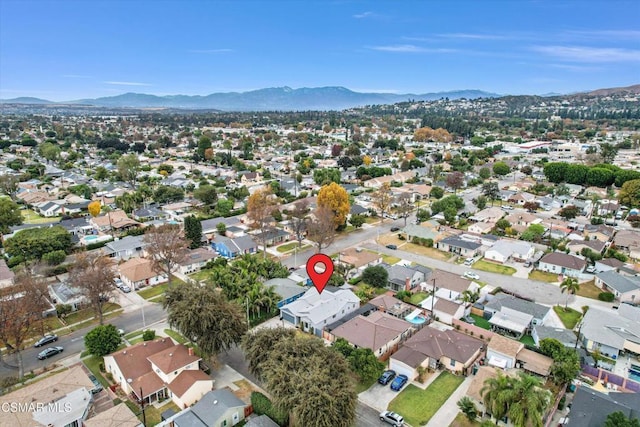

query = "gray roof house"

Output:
[[102, 235, 147, 260], [49, 282, 86, 311], [436, 236, 482, 257], [567, 388, 640, 427], [595, 270, 640, 303], [382, 263, 431, 292], [265, 277, 309, 308], [160, 389, 246, 427], [579, 304, 640, 358], [279, 287, 360, 337], [532, 325, 579, 348], [246, 415, 280, 427], [538, 252, 586, 278], [484, 293, 551, 338]]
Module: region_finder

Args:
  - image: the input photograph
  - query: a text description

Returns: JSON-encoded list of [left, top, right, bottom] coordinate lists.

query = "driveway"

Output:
[[358, 381, 404, 412]]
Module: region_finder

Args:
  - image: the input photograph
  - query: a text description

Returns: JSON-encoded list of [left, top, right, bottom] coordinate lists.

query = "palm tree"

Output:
[[507, 373, 551, 427], [462, 289, 481, 304], [560, 277, 580, 310], [481, 372, 511, 424], [457, 396, 478, 421]]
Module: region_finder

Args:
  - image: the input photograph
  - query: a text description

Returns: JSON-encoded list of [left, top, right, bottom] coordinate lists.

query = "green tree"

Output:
[[482, 182, 500, 205], [216, 222, 227, 235], [347, 347, 385, 383], [313, 168, 341, 185], [618, 179, 640, 208], [116, 153, 140, 188], [349, 214, 366, 228], [430, 186, 444, 199], [196, 135, 212, 159], [184, 215, 202, 249], [4, 226, 72, 260], [153, 185, 184, 204], [473, 195, 488, 210], [599, 143, 619, 164], [507, 373, 551, 427], [38, 141, 61, 162], [457, 396, 478, 421], [84, 324, 121, 357], [543, 162, 569, 183], [0, 175, 19, 200], [586, 167, 615, 188], [560, 277, 580, 309], [559, 205, 580, 219], [193, 184, 218, 208], [521, 224, 546, 242], [604, 411, 640, 427], [479, 167, 491, 180], [362, 265, 389, 288], [492, 161, 510, 176], [164, 281, 247, 358], [0, 198, 23, 234]]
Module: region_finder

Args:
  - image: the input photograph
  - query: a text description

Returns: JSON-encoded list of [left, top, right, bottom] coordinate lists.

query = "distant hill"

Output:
[[2, 86, 500, 111], [583, 84, 640, 97], [0, 97, 53, 104]]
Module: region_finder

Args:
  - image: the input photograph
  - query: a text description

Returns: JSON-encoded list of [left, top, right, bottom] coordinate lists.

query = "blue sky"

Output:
[[1, 0, 639, 101]]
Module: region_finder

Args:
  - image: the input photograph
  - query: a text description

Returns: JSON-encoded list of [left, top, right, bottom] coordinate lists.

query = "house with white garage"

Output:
[[468, 222, 494, 234], [538, 252, 586, 278], [279, 286, 360, 336], [595, 270, 640, 303], [389, 326, 484, 379], [486, 333, 524, 370], [436, 236, 482, 257], [118, 257, 168, 290], [579, 304, 640, 359], [484, 239, 534, 264]]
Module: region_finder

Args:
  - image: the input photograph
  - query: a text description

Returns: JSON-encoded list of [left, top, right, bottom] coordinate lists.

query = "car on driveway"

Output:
[[37, 346, 63, 360], [464, 257, 474, 266], [390, 227, 400, 232], [463, 316, 476, 324], [34, 334, 58, 348], [120, 284, 131, 293], [379, 410, 404, 426], [88, 374, 103, 394], [378, 370, 396, 385], [386, 244, 398, 250], [390, 374, 408, 391], [463, 271, 480, 281]]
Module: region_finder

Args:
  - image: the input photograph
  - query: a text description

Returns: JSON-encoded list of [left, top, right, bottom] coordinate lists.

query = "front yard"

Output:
[[388, 371, 465, 426], [63, 303, 121, 325], [276, 241, 310, 253], [472, 260, 516, 275], [528, 270, 560, 283], [576, 279, 603, 300], [21, 209, 61, 224], [469, 314, 491, 330], [137, 283, 170, 300], [553, 305, 582, 329]]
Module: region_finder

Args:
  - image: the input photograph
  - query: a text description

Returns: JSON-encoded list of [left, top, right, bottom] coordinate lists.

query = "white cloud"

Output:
[[532, 45, 640, 62], [546, 63, 603, 72], [564, 30, 640, 40], [369, 44, 456, 53], [437, 33, 507, 40], [103, 81, 152, 86], [188, 48, 233, 54], [353, 11, 373, 19]]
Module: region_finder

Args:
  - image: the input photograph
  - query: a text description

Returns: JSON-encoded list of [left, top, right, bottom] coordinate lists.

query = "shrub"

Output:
[[42, 250, 67, 266], [86, 239, 113, 250], [425, 238, 434, 247], [142, 330, 156, 341], [56, 304, 73, 318], [598, 292, 615, 302], [52, 264, 69, 275], [250, 392, 288, 427]]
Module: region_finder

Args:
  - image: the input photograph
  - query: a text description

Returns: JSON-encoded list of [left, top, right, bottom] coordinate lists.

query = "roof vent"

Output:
[[123, 351, 127, 355], [169, 353, 173, 357], [213, 400, 218, 405]]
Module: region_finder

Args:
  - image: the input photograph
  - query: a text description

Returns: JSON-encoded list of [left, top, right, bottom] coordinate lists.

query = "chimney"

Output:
[[188, 347, 194, 356], [405, 277, 411, 291]]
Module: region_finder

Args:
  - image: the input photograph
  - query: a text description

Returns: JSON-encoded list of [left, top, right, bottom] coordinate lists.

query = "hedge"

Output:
[[250, 392, 288, 427], [598, 292, 615, 302]]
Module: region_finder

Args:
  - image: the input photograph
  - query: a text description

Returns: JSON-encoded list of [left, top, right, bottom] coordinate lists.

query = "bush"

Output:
[[52, 264, 69, 275], [425, 238, 434, 247], [142, 330, 156, 341], [6, 255, 24, 268], [250, 392, 288, 427], [86, 238, 113, 250], [598, 292, 615, 302], [56, 304, 73, 318], [42, 250, 67, 266]]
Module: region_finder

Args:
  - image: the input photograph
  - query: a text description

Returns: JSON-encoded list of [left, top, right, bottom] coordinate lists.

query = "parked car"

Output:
[[464, 257, 474, 266], [390, 226, 400, 232], [34, 334, 58, 348], [523, 261, 532, 268], [88, 374, 103, 394], [501, 205, 514, 211], [463, 271, 480, 281], [37, 346, 63, 360], [117, 328, 125, 336], [379, 410, 404, 426], [386, 244, 398, 250], [120, 284, 131, 293], [390, 374, 408, 391], [463, 316, 475, 324], [378, 370, 396, 385], [114, 278, 124, 289]]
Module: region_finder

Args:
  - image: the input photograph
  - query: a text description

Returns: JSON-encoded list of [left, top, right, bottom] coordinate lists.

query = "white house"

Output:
[[118, 257, 168, 290], [484, 240, 535, 264], [538, 252, 586, 278]]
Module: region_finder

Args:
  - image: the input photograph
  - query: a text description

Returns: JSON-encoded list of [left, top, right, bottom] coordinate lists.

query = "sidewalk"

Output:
[[426, 375, 473, 427]]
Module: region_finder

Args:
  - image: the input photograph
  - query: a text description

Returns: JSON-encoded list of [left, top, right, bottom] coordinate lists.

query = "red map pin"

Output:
[[306, 253, 334, 294]]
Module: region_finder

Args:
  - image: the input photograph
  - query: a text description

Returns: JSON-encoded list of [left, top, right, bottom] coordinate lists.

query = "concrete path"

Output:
[[426, 375, 473, 427]]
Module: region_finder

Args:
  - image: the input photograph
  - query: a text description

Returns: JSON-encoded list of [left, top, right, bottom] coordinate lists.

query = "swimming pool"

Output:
[[405, 309, 428, 325], [629, 371, 640, 383], [84, 235, 98, 241]]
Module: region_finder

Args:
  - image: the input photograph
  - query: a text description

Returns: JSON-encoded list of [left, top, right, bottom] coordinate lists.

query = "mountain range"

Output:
[[0, 86, 499, 111]]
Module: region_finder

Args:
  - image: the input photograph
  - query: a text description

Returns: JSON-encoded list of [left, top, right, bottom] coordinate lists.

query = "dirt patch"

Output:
[[232, 379, 260, 403]]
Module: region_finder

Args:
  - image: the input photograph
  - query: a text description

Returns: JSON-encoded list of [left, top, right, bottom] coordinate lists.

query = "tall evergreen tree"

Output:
[[184, 215, 203, 249]]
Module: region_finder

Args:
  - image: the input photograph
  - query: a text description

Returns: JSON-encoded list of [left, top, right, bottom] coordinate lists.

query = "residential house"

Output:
[[104, 339, 213, 408], [421, 269, 479, 299], [119, 257, 168, 290], [484, 293, 551, 338], [49, 281, 85, 311], [0, 365, 95, 427], [382, 263, 431, 292], [594, 258, 625, 273], [90, 210, 141, 233], [368, 294, 414, 319], [240, 171, 262, 185], [102, 235, 147, 260], [488, 307, 533, 339], [133, 205, 167, 222], [579, 304, 640, 359], [35, 200, 63, 217], [583, 224, 616, 243], [254, 228, 290, 246], [0, 259, 15, 290], [567, 239, 606, 256], [538, 252, 586, 278], [402, 223, 439, 243], [468, 222, 494, 234], [349, 204, 369, 217], [326, 311, 414, 358], [338, 247, 382, 277], [159, 389, 247, 427], [419, 296, 466, 325], [532, 325, 579, 348], [469, 207, 505, 224], [389, 326, 484, 379], [161, 202, 193, 221], [264, 277, 308, 308], [246, 415, 280, 427], [211, 235, 258, 258], [595, 270, 640, 303], [436, 236, 482, 257], [83, 403, 140, 427], [200, 216, 242, 238], [507, 192, 536, 206], [614, 229, 640, 260], [178, 248, 217, 275], [58, 217, 94, 237], [484, 239, 534, 264], [486, 334, 524, 369], [566, 388, 640, 427], [279, 287, 360, 336], [465, 366, 503, 421]]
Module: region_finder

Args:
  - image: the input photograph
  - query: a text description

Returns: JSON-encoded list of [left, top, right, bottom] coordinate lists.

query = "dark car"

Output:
[[390, 226, 400, 232], [34, 334, 58, 348], [386, 244, 398, 250], [88, 374, 103, 394], [378, 370, 396, 385], [37, 346, 63, 360], [390, 374, 408, 391]]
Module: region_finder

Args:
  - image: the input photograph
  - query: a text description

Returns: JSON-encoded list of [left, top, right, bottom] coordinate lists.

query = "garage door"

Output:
[[389, 358, 415, 380]]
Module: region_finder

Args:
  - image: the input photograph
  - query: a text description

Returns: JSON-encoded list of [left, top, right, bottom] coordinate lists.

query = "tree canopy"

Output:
[[0, 198, 22, 234], [4, 225, 72, 261], [84, 324, 121, 357], [317, 182, 350, 228]]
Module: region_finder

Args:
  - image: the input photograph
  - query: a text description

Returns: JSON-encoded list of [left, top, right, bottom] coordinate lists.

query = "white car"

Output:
[[380, 411, 404, 427], [463, 271, 480, 281]]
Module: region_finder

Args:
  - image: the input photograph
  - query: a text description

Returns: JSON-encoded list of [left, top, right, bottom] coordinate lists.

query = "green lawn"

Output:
[[382, 254, 401, 265], [21, 209, 61, 224], [519, 335, 535, 346], [137, 283, 170, 300], [553, 305, 582, 329], [410, 292, 429, 305], [276, 241, 310, 253], [124, 330, 144, 340], [470, 314, 491, 330], [64, 303, 121, 325], [164, 329, 189, 345], [188, 269, 212, 282], [83, 355, 110, 388], [528, 270, 560, 283], [389, 372, 465, 426], [472, 260, 516, 275]]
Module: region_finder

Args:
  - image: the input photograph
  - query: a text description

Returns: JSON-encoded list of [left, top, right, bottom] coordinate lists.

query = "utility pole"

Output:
[[139, 387, 147, 427], [431, 278, 436, 323]]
